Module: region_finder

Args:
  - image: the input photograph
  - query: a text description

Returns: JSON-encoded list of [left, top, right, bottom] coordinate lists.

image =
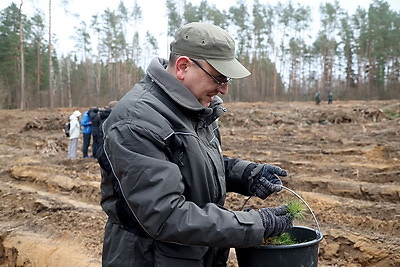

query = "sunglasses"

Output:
[[190, 58, 232, 90]]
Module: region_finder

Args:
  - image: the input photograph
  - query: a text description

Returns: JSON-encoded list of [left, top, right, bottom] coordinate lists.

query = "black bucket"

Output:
[[236, 226, 323, 267]]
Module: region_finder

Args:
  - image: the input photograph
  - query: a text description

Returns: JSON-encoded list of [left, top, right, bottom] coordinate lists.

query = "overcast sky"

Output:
[[1, 0, 400, 62]]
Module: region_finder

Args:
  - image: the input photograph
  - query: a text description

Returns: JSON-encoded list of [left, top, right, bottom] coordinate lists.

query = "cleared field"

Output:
[[0, 100, 399, 266]]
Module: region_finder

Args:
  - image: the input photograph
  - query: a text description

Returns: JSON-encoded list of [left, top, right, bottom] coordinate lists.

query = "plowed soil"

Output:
[[0, 100, 399, 267]]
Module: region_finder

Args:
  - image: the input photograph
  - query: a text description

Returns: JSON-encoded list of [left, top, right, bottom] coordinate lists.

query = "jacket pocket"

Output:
[[155, 241, 208, 260], [233, 210, 256, 225]]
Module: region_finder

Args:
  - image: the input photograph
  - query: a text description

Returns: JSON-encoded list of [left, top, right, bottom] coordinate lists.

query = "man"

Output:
[[99, 22, 293, 267], [80, 108, 93, 158], [89, 107, 101, 158], [99, 101, 118, 124], [315, 92, 321, 105], [96, 100, 118, 158], [328, 91, 333, 104]]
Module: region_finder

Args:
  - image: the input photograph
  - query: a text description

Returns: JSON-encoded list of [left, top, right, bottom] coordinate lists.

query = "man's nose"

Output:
[[217, 84, 228, 94]]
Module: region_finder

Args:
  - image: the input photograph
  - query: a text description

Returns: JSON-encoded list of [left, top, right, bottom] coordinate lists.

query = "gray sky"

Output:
[[1, 0, 400, 64]]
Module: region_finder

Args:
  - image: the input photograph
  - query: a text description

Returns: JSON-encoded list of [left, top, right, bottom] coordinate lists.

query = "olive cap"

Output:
[[170, 22, 251, 79]]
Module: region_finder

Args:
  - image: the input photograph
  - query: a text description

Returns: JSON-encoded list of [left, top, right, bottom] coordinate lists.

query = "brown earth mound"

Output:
[[0, 100, 399, 266]]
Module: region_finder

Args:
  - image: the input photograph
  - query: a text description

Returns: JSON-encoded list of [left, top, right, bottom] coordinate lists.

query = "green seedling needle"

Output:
[[281, 185, 321, 235]]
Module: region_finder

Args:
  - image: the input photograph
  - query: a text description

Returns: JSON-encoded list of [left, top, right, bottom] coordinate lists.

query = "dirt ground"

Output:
[[0, 100, 399, 267]]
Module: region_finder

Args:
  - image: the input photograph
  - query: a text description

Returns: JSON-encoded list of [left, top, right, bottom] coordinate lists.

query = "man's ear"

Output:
[[175, 56, 190, 81]]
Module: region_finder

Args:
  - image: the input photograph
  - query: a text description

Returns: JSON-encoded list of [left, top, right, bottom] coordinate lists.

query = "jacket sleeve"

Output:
[[104, 122, 264, 248], [224, 156, 264, 196]]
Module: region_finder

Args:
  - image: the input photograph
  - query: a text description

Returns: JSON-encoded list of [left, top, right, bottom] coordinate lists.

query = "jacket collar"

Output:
[[147, 57, 212, 114], [147, 57, 227, 127]]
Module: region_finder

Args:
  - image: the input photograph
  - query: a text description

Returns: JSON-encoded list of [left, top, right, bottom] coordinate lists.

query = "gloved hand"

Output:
[[258, 205, 293, 237], [250, 164, 287, 199]]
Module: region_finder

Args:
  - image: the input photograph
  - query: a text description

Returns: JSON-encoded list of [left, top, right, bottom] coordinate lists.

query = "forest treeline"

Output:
[[0, 0, 399, 109]]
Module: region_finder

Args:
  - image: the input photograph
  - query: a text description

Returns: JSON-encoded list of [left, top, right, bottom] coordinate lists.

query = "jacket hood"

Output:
[[70, 110, 81, 120]]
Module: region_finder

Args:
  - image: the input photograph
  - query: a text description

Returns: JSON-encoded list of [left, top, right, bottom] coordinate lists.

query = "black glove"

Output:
[[258, 205, 293, 237], [250, 164, 287, 199]]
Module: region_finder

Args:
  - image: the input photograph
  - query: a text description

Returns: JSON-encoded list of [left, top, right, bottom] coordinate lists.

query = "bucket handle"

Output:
[[280, 185, 321, 235], [240, 185, 322, 236]]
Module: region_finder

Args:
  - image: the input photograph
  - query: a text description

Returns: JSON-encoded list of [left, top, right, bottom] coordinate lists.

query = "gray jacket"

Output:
[[100, 57, 264, 267]]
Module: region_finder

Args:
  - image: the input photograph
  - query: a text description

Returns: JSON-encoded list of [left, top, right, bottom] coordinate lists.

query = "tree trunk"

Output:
[[48, 0, 53, 108], [19, 0, 25, 110], [36, 40, 41, 107]]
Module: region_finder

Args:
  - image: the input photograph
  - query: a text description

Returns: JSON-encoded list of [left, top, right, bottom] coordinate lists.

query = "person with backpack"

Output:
[[67, 110, 81, 159], [81, 108, 93, 158]]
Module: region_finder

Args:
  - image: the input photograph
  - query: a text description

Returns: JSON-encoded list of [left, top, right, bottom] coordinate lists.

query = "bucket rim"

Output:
[[251, 226, 323, 250]]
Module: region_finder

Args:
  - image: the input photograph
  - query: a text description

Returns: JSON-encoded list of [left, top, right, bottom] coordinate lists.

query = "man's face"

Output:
[[184, 59, 230, 107]]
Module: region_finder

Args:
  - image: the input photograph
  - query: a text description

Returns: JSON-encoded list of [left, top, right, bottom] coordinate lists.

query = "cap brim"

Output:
[[207, 58, 251, 79]]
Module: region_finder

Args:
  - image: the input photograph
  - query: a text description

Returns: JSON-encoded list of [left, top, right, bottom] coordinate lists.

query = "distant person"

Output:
[[97, 100, 118, 157], [67, 110, 81, 159], [328, 91, 333, 104], [99, 100, 118, 123], [89, 108, 101, 159], [315, 92, 321, 105], [80, 108, 93, 158]]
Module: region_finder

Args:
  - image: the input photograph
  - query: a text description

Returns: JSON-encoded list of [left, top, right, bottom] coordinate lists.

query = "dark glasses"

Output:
[[190, 58, 232, 90]]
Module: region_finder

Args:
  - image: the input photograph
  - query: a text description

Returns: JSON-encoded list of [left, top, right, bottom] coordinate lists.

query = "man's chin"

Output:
[[200, 99, 212, 107]]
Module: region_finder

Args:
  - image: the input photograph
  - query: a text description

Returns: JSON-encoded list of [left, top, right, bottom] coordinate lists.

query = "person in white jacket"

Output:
[[68, 110, 82, 159]]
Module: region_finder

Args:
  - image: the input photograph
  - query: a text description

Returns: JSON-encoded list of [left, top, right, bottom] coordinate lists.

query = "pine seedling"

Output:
[[268, 232, 297, 245], [286, 198, 306, 221], [263, 199, 307, 246]]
